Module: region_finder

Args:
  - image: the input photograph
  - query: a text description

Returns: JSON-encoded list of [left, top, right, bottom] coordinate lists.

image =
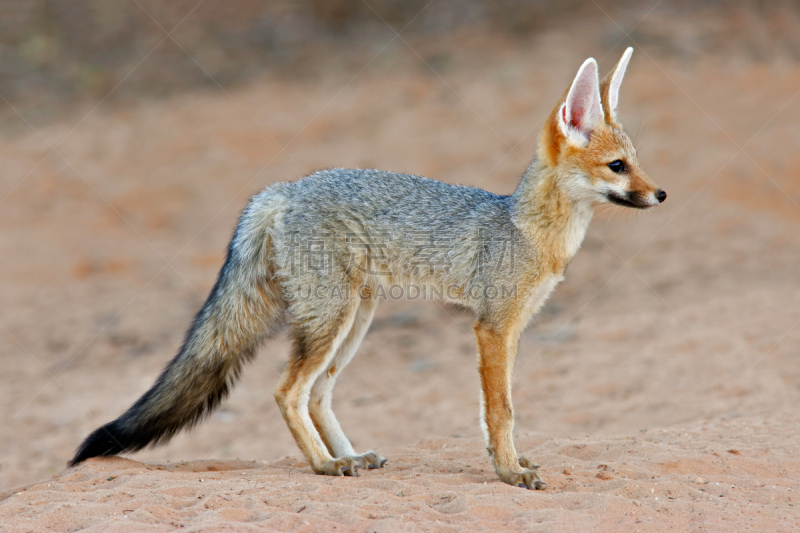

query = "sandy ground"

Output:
[[2, 417, 800, 532], [2, 16, 800, 532]]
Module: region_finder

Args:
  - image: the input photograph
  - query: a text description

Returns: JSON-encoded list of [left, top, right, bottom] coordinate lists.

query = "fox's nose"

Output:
[[656, 189, 667, 203]]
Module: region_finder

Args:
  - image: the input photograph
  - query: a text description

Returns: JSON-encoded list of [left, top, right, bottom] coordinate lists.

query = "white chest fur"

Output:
[[563, 202, 594, 260], [516, 273, 563, 335]]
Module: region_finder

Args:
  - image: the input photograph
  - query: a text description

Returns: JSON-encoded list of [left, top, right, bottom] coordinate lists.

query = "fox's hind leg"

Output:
[[274, 296, 376, 476], [309, 297, 386, 470]]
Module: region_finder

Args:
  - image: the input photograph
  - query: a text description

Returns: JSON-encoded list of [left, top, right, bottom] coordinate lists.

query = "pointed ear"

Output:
[[600, 47, 633, 124], [558, 58, 603, 146]]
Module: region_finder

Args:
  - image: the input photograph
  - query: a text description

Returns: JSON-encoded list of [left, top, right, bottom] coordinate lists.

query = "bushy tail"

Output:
[[70, 192, 287, 466]]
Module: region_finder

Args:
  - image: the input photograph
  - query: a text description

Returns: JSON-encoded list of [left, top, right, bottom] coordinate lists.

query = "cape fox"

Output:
[[70, 48, 665, 490]]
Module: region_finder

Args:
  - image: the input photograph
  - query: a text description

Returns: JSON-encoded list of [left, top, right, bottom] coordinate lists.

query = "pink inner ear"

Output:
[[563, 58, 601, 136], [570, 108, 584, 129], [562, 105, 583, 129]]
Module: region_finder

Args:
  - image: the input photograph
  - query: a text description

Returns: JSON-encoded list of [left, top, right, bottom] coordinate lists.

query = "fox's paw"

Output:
[[315, 452, 387, 476], [354, 451, 387, 470], [316, 457, 362, 477], [498, 457, 546, 490]]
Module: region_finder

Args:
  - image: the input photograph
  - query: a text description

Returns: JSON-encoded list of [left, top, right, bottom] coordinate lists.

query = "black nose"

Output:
[[656, 189, 667, 203]]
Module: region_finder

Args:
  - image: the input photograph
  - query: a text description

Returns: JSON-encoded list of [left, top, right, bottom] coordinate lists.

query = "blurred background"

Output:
[[2, 0, 800, 492]]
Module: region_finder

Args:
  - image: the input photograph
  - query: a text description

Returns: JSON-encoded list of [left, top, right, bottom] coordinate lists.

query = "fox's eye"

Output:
[[607, 160, 625, 173]]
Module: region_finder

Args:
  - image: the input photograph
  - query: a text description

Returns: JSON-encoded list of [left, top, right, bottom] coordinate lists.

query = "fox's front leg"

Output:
[[474, 322, 545, 490]]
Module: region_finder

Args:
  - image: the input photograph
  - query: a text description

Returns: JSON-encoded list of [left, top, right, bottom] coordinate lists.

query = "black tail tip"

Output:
[[69, 421, 129, 467]]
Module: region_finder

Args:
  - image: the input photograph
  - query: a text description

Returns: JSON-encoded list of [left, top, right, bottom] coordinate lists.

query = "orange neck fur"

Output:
[[511, 162, 593, 274]]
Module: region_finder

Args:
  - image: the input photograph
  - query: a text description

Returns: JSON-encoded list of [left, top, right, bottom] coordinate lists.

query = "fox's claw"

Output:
[[341, 463, 360, 477], [518, 456, 540, 470], [356, 451, 387, 470], [316, 457, 361, 476], [498, 457, 546, 490], [505, 468, 546, 490]]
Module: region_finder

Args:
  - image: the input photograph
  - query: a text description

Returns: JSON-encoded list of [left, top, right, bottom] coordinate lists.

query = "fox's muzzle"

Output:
[[607, 189, 666, 209]]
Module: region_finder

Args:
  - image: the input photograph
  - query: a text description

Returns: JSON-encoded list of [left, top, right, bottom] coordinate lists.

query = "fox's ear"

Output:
[[558, 58, 603, 146], [600, 47, 633, 124]]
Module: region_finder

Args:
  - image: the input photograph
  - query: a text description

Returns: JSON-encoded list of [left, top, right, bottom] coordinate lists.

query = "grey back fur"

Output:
[[238, 168, 541, 326]]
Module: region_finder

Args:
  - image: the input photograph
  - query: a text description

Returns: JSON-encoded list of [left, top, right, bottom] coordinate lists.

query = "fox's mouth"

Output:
[[606, 192, 654, 209]]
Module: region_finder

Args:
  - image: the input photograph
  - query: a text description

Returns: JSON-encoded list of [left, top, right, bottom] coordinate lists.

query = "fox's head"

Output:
[[539, 48, 666, 209]]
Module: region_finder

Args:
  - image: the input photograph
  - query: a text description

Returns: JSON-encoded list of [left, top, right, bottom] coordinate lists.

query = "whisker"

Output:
[[634, 117, 646, 150], [634, 114, 643, 147]]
